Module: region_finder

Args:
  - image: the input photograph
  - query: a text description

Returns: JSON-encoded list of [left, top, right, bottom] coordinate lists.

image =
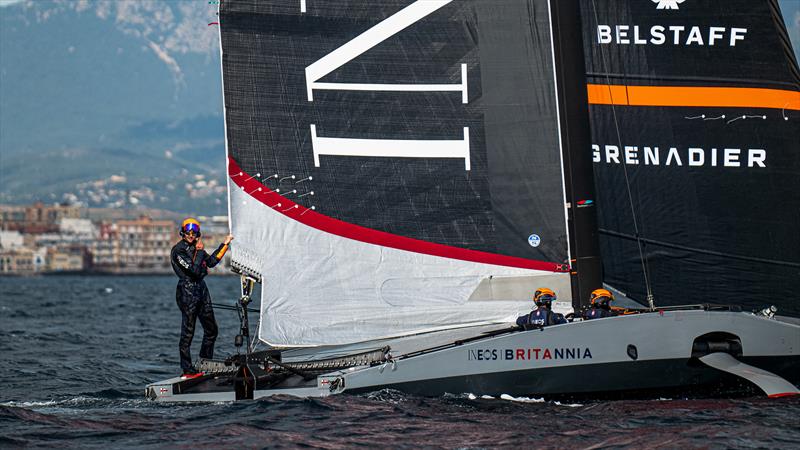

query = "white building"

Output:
[[59, 218, 96, 236], [0, 230, 24, 249]]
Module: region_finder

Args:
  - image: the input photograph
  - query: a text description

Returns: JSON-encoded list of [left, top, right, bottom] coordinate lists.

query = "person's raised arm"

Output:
[[205, 234, 234, 268]]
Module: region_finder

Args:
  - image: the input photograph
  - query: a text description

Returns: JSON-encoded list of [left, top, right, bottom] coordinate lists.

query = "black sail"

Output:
[[218, 0, 583, 345], [581, 0, 800, 315], [221, 0, 570, 264]]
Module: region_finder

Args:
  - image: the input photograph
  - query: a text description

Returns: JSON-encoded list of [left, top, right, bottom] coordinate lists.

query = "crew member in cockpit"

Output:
[[582, 288, 617, 320], [516, 288, 567, 327]]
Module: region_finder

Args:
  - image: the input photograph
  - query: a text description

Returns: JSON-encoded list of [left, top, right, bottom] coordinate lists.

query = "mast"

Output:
[[548, 0, 602, 311]]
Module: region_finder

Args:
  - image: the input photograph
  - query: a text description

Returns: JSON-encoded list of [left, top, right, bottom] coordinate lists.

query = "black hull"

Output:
[[157, 355, 800, 401], [349, 356, 800, 400]]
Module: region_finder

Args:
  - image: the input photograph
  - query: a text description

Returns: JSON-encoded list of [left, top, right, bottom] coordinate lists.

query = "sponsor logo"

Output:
[[652, 0, 685, 10], [597, 2, 747, 48], [592, 144, 766, 168], [468, 347, 593, 361], [597, 25, 747, 47], [576, 199, 594, 208], [528, 234, 541, 248], [304, 2, 471, 170]]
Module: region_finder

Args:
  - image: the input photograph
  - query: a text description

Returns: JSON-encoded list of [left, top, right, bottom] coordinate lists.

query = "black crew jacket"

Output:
[[170, 239, 228, 283]]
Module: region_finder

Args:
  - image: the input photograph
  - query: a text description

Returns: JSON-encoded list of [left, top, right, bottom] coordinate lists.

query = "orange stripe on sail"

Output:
[[586, 84, 628, 105], [587, 84, 800, 111]]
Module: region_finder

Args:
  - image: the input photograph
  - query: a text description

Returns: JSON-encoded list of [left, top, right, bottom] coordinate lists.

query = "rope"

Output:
[[211, 302, 258, 313]]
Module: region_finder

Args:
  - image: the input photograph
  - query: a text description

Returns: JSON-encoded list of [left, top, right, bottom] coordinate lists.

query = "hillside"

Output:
[[0, 0, 227, 214]]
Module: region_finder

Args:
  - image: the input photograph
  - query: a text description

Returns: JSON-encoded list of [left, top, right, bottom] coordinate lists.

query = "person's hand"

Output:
[[196, 239, 204, 250], [224, 234, 234, 245]]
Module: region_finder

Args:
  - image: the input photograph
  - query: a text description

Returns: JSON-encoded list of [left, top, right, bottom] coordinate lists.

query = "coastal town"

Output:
[[0, 202, 231, 275]]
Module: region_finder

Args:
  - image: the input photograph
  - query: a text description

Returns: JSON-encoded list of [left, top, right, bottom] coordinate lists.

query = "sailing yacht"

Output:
[[146, 0, 800, 402]]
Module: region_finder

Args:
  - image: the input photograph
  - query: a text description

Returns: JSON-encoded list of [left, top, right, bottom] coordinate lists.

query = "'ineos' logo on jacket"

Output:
[[652, 0, 685, 9]]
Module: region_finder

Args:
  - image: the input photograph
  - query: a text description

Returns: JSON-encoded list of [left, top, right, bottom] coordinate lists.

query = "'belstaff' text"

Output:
[[597, 25, 747, 46]]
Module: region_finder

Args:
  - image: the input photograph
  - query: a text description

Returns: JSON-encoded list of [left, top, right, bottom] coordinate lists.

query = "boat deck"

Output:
[[273, 323, 511, 363]]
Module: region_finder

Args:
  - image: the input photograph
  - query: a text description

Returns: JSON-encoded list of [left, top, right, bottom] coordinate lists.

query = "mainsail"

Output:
[[582, 0, 800, 315], [219, 0, 582, 346]]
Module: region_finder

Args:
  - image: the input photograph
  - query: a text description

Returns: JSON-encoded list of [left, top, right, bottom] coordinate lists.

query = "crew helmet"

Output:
[[590, 288, 614, 307], [180, 217, 201, 237], [533, 287, 557, 308]]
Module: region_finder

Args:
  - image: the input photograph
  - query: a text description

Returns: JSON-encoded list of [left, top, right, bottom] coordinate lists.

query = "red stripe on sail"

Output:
[[228, 158, 567, 272]]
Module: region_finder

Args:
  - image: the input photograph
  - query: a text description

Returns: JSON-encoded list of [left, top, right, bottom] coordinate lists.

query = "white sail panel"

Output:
[[229, 186, 569, 347]]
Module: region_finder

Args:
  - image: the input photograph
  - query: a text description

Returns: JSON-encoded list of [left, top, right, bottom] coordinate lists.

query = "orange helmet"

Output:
[[180, 217, 201, 237], [590, 288, 614, 306], [533, 288, 556, 308]]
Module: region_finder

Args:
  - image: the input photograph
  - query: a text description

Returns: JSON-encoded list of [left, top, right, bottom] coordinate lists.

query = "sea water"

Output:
[[1, 276, 799, 448]]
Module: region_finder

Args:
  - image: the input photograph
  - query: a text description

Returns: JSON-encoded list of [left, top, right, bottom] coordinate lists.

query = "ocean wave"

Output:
[[499, 394, 546, 403]]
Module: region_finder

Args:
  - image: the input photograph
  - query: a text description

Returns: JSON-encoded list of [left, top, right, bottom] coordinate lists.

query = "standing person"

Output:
[[170, 217, 234, 378], [516, 288, 567, 327]]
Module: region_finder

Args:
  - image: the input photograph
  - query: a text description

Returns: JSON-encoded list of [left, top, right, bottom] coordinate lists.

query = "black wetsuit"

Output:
[[516, 308, 567, 327], [170, 239, 228, 372]]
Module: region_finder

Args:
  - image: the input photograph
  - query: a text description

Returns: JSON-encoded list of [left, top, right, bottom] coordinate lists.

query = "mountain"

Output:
[[0, 0, 227, 214]]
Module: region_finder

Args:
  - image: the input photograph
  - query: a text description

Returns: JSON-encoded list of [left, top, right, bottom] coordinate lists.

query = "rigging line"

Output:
[[589, 0, 654, 308], [250, 306, 261, 352], [212, 302, 258, 313]]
